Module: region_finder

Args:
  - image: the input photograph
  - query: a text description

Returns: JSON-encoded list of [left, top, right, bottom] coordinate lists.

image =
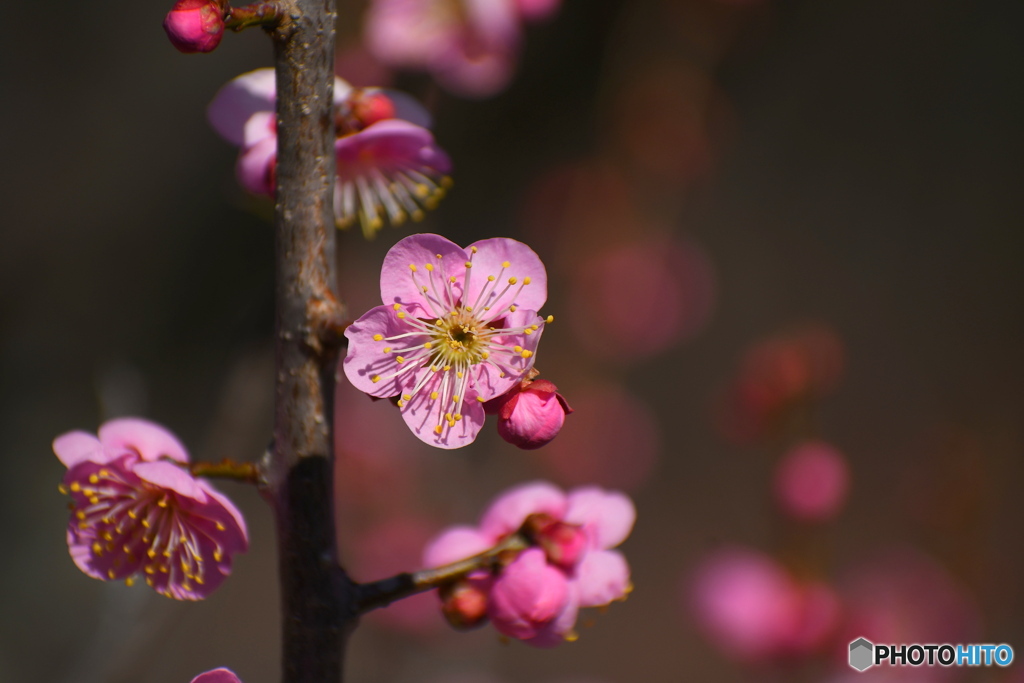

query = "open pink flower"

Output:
[[483, 372, 572, 449], [55, 418, 248, 600], [208, 68, 451, 238], [366, 0, 522, 98], [191, 670, 242, 683], [343, 233, 550, 448], [423, 481, 635, 646]]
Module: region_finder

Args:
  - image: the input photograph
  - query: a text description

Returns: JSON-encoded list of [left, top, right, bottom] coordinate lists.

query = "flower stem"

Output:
[[355, 533, 529, 613], [189, 459, 262, 484], [225, 1, 284, 31], [263, 1, 354, 682]]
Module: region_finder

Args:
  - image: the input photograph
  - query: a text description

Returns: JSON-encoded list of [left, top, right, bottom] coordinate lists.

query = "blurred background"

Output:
[[2, 0, 1023, 681]]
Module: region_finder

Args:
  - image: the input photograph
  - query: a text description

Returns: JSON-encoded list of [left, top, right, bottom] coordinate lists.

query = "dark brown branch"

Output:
[[263, 1, 354, 682], [355, 534, 529, 613], [225, 1, 284, 31]]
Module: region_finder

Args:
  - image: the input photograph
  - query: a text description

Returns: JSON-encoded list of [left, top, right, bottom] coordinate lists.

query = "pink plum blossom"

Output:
[[423, 481, 635, 646], [773, 440, 850, 522], [191, 670, 242, 683], [208, 68, 451, 238], [163, 0, 225, 54], [483, 371, 572, 449], [365, 0, 522, 98], [343, 233, 550, 448], [688, 547, 840, 664], [54, 418, 248, 600]]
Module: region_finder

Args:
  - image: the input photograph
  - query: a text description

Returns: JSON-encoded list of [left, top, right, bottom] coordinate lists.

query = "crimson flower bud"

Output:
[[163, 0, 226, 54], [485, 377, 573, 450], [439, 579, 490, 630], [351, 90, 397, 127], [524, 513, 587, 570]]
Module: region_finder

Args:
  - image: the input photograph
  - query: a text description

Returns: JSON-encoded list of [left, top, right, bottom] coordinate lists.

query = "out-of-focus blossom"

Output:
[[424, 481, 636, 646], [343, 233, 549, 448], [715, 324, 845, 444], [208, 68, 451, 238], [538, 384, 659, 491], [687, 547, 840, 663], [365, 0, 528, 98], [773, 440, 850, 522], [191, 670, 242, 683], [163, 0, 225, 54], [834, 549, 980, 679], [484, 370, 572, 449], [54, 419, 248, 600], [570, 237, 716, 362]]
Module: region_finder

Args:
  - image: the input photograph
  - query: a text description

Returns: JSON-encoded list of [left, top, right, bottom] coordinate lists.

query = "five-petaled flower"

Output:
[[54, 418, 248, 600], [343, 233, 552, 448], [424, 481, 635, 646], [208, 68, 452, 238]]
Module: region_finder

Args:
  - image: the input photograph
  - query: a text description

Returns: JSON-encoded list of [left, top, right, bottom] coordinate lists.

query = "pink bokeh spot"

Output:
[[773, 440, 850, 522], [343, 234, 549, 448], [688, 547, 840, 663], [55, 419, 248, 601], [191, 670, 243, 683], [423, 481, 635, 646]]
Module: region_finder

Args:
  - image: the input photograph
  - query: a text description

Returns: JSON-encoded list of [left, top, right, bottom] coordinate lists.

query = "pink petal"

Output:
[[241, 110, 276, 148], [423, 526, 494, 567], [52, 431, 104, 468], [365, 0, 460, 68], [564, 487, 636, 549], [197, 482, 250, 552], [342, 304, 424, 397], [488, 548, 571, 640], [132, 461, 206, 501], [335, 119, 452, 179], [379, 233, 466, 312], [525, 582, 579, 648], [399, 382, 486, 449], [236, 136, 277, 196], [191, 669, 244, 683], [98, 418, 190, 463], [207, 68, 278, 146], [574, 549, 630, 607], [464, 238, 547, 314], [514, 0, 560, 21], [479, 481, 567, 538], [372, 88, 433, 128]]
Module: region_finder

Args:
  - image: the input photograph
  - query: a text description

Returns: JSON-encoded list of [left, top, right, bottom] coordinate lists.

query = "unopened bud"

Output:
[[163, 0, 225, 54], [439, 579, 489, 630], [524, 513, 586, 570], [484, 377, 573, 450], [351, 90, 396, 127]]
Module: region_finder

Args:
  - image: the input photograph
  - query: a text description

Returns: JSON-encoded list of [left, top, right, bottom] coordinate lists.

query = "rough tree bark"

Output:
[[264, 1, 356, 682]]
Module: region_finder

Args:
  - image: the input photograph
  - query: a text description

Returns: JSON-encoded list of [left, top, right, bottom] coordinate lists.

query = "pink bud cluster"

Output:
[[424, 481, 635, 646]]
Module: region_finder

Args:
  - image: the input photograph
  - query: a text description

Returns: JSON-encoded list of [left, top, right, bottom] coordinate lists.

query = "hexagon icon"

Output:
[[849, 637, 874, 671]]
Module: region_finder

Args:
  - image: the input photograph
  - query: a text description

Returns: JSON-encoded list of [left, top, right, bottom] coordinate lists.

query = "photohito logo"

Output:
[[848, 638, 1014, 672]]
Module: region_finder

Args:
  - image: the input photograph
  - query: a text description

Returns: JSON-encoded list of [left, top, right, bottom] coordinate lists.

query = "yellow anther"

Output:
[[214, 550, 223, 562], [452, 395, 460, 403], [454, 414, 462, 421], [465, 261, 473, 268], [523, 277, 532, 285], [481, 351, 490, 359], [409, 264, 418, 271], [58, 483, 68, 495], [148, 547, 157, 558], [373, 334, 384, 341], [78, 522, 88, 529], [397, 312, 406, 319], [565, 631, 580, 643], [422, 286, 428, 293], [436, 253, 443, 259], [145, 565, 156, 574], [371, 375, 381, 383], [416, 184, 430, 198], [70, 482, 81, 492], [141, 519, 150, 528], [477, 396, 486, 402], [99, 469, 110, 477], [412, 210, 426, 222], [89, 474, 99, 484], [160, 566, 169, 573], [430, 391, 439, 400], [449, 276, 457, 283], [531, 325, 540, 330], [487, 275, 496, 282], [425, 263, 434, 271], [508, 277, 518, 285], [514, 345, 523, 353], [89, 496, 99, 505], [128, 509, 137, 519], [92, 542, 103, 554], [423, 342, 433, 349], [82, 488, 95, 497], [157, 499, 168, 508], [393, 303, 402, 310], [443, 365, 451, 371], [457, 372, 464, 378], [502, 261, 510, 268], [524, 329, 533, 335], [431, 366, 439, 373], [434, 425, 443, 435], [471, 246, 478, 253], [509, 305, 518, 312], [382, 347, 392, 353], [194, 575, 204, 585], [403, 394, 412, 401], [396, 356, 406, 364], [76, 510, 86, 520], [108, 569, 117, 579], [521, 350, 533, 359], [465, 306, 472, 312], [546, 315, 554, 323]]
